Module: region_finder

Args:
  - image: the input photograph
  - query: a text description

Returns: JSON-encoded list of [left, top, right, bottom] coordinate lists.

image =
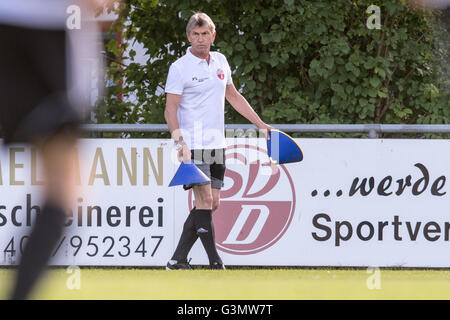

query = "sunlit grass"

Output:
[[1, 267, 450, 300]]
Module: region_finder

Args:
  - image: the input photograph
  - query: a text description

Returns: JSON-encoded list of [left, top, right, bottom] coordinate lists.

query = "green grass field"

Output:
[[1, 267, 450, 300]]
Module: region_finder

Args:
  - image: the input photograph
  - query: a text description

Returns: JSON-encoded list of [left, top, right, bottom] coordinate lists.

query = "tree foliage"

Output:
[[98, 0, 449, 131]]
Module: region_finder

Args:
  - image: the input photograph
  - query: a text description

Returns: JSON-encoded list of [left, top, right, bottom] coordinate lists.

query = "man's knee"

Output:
[[202, 194, 214, 208], [196, 193, 213, 209]]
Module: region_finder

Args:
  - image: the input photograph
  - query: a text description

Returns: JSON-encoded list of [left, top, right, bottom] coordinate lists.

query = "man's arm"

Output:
[[225, 83, 273, 132], [164, 93, 183, 141], [164, 93, 190, 161]]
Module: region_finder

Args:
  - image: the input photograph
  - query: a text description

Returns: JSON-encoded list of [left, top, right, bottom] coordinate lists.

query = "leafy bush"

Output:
[[98, 0, 449, 132]]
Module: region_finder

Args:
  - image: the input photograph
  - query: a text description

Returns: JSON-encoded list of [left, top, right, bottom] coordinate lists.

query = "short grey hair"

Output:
[[186, 12, 216, 37]]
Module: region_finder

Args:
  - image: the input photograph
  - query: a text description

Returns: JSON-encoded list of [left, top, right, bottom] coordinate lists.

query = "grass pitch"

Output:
[[1, 267, 450, 300]]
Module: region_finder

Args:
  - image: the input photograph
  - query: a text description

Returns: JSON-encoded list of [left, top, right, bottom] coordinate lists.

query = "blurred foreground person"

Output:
[[0, 0, 113, 300]]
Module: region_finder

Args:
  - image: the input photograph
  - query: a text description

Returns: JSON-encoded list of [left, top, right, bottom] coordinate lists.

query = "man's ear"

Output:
[[211, 31, 216, 43]]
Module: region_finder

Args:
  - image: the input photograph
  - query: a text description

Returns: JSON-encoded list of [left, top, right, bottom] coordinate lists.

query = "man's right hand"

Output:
[[178, 144, 192, 163]]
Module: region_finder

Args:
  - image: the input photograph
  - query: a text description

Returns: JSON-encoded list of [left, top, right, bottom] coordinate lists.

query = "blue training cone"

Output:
[[169, 161, 211, 187], [267, 129, 304, 164]]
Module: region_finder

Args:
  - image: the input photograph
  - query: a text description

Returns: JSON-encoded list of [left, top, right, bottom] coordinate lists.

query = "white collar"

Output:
[[187, 47, 216, 64]]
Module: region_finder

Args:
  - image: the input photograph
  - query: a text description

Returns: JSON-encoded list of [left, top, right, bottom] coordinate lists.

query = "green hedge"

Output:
[[97, 0, 449, 134]]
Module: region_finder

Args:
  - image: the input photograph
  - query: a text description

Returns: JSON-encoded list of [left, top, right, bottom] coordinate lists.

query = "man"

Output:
[[0, 0, 114, 299], [164, 12, 273, 270]]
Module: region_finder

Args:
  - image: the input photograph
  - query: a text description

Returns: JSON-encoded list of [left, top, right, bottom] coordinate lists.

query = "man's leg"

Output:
[[209, 188, 225, 269], [169, 187, 222, 267], [192, 185, 223, 266], [11, 132, 78, 300], [169, 206, 197, 265], [168, 149, 225, 269], [211, 188, 221, 212]]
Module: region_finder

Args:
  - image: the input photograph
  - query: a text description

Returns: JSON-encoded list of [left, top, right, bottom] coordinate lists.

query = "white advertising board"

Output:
[[0, 138, 449, 267]]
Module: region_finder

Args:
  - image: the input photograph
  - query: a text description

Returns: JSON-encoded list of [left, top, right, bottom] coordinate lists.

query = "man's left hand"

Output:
[[258, 123, 275, 140]]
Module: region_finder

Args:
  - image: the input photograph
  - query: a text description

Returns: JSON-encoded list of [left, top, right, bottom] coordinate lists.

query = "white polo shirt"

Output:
[[165, 47, 233, 150]]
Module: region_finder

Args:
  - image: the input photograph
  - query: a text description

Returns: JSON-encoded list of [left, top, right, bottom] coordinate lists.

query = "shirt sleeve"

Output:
[[165, 64, 183, 95], [225, 57, 233, 85]]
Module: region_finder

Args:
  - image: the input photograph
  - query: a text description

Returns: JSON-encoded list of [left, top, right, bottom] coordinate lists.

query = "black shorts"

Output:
[[0, 24, 80, 144], [183, 148, 226, 190]]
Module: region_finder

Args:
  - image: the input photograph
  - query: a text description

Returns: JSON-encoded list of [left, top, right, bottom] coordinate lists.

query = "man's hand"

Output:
[[258, 123, 275, 140], [178, 144, 192, 163]]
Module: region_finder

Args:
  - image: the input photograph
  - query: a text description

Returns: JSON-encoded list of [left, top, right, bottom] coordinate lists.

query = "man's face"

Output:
[[188, 25, 216, 56]]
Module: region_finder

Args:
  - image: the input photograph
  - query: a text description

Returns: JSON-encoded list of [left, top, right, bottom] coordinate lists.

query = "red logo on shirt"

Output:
[[217, 68, 225, 80]]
